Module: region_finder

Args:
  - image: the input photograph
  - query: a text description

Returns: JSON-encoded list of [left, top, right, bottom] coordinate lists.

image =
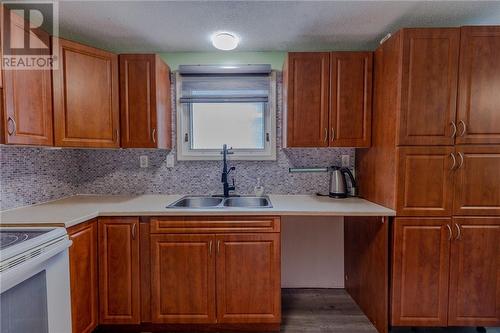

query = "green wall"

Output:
[[160, 52, 286, 70]]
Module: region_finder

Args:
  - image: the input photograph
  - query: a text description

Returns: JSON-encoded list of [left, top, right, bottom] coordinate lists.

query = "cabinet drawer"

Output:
[[150, 216, 280, 234]]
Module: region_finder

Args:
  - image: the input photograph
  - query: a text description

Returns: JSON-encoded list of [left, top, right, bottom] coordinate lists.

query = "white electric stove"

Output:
[[0, 227, 73, 333]]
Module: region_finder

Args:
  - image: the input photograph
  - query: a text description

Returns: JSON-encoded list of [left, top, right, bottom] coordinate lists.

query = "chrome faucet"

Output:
[[221, 144, 236, 197]]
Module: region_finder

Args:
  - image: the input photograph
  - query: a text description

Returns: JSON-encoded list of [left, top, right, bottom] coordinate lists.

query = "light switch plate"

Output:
[[341, 155, 350, 167], [166, 153, 175, 168], [140, 155, 149, 168]]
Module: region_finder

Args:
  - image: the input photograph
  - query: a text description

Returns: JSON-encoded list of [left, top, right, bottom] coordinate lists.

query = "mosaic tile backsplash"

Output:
[[0, 73, 354, 210]]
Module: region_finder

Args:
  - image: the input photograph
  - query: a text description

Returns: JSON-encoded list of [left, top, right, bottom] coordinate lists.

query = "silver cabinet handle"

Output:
[[152, 128, 156, 143], [450, 121, 457, 138], [458, 120, 467, 137], [446, 224, 453, 241], [458, 152, 464, 169], [7, 116, 16, 135], [209, 240, 212, 255], [450, 153, 457, 170], [115, 129, 119, 141], [217, 240, 220, 254], [324, 128, 328, 143], [455, 223, 461, 240], [331, 128, 335, 141], [131, 223, 137, 240]]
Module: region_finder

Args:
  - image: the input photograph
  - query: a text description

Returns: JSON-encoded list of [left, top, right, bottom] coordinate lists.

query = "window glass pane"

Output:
[[190, 103, 265, 150]]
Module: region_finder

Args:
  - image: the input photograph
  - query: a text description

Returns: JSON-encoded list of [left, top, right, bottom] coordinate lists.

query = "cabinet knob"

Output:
[[454, 223, 461, 241], [458, 120, 467, 137], [457, 152, 464, 169], [131, 223, 137, 240], [450, 121, 457, 138], [450, 153, 457, 170], [446, 224, 453, 241], [7, 117, 16, 135]]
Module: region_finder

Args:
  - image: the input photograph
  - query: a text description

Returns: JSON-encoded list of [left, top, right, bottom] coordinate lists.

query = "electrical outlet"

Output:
[[341, 155, 350, 167], [140, 155, 149, 168], [166, 153, 175, 168]]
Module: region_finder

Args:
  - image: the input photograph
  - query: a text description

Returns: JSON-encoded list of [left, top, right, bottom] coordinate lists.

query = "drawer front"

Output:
[[150, 216, 280, 234]]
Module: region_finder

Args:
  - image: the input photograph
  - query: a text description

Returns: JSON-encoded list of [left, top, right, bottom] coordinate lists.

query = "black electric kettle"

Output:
[[328, 166, 357, 198]]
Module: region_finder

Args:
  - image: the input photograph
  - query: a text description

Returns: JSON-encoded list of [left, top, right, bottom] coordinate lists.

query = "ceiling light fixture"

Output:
[[211, 32, 239, 51]]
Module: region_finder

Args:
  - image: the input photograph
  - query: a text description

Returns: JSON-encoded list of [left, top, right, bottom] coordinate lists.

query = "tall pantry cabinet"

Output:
[[357, 27, 500, 328]]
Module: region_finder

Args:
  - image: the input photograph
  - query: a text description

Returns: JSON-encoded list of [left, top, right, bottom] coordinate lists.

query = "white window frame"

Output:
[[176, 71, 277, 161]]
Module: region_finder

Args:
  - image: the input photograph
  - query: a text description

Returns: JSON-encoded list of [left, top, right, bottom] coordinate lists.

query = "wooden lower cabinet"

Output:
[[150, 234, 216, 324], [98, 217, 140, 324], [391, 216, 500, 328], [216, 233, 281, 323], [68, 220, 98, 333], [448, 217, 500, 326], [391, 217, 452, 327], [149, 216, 281, 326]]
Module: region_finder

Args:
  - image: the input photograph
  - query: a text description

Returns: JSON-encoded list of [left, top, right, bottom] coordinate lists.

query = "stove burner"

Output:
[[0, 230, 50, 250]]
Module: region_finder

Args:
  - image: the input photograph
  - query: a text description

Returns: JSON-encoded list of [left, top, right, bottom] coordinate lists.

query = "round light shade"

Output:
[[211, 32, 239, 51]]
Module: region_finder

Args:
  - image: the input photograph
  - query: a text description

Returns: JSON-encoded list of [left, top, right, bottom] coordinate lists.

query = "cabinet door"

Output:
[[98, 217, 140, 324], [453, 145, 500, 215], [150, 234, 216, 323], [68, 220, 98, 333], [216, 233, 281, 323], [391, 218, 451, 326], [448, 217, 500, 326], [396, 147, 455, 216], [457, 26, 500, 144], [2, 11, 53, 146], [53, 38, 119, 148], [329, 52, 372, 147], [398, 28, 460, 146], [119, 54, 171, 148], [284, 52, 329, 147]]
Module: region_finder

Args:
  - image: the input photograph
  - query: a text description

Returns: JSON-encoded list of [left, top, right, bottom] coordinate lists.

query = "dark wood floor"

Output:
[[281, 289, 376, 332], [281, 289, 500, 333]]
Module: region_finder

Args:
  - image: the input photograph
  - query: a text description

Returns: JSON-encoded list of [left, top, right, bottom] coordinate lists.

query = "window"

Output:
[[176, 65, 276, 160]]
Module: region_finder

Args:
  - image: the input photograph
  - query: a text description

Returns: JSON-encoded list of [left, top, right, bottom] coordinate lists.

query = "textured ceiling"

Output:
[[56, 1, 500, 52]]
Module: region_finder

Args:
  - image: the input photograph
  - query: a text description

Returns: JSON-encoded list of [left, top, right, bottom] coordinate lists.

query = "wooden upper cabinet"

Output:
[[457, 26, 500, 144], [453, 145, 500, 216], [398, 28, 460, 146], [391, 217, 451, 327], [448, 217, 500, 326], [329, 52, 372, 147], [283, 52, 329, 147], [150, 234, 216, 324], [2, 10, 53, 146], [98, 217, 140, 324], [216, 233, 281, 324], [68, 220, 98, 333], [396, 147, 455, 216], [119, 54, 171, 148], [53, 38, 119, 148]]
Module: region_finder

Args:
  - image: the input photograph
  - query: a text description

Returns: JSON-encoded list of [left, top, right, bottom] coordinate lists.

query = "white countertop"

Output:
[[0, 194, 395, 228]]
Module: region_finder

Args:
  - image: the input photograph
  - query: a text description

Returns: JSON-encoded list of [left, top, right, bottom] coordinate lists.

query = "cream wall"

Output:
[[281, 216, 344, 288]]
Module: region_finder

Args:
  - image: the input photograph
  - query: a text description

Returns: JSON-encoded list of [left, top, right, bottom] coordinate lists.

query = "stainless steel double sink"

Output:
[[167, 195, 272, 209]]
